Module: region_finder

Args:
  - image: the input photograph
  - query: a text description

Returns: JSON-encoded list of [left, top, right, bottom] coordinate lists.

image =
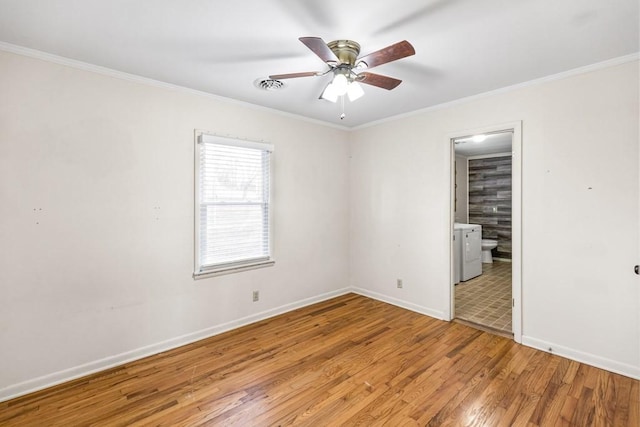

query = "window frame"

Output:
[[193, 131, 274, 278]]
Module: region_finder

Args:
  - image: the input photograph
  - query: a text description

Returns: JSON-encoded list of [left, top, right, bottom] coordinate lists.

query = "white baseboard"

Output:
[[5, 290, 637, 402], [351, 291, 640, 380], [351, 287, 446, 320], [0, 288, 351, 403], [521, 336, 639, 380]]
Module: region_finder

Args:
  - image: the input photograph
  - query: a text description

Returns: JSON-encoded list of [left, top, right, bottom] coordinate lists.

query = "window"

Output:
[[194, 132, 274, 277]]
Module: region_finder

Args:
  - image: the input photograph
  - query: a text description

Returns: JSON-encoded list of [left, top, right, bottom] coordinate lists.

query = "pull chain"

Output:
[[340, 95, 346, 120]]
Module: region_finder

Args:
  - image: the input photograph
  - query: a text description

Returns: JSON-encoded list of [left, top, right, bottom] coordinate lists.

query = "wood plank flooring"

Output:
[[1, 293, 638, 426]]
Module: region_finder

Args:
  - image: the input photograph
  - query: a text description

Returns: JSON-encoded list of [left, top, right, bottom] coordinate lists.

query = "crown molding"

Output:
[[1, 41, 637, 132], [0, 41, 349, 131], [353, 52, 640, 131]]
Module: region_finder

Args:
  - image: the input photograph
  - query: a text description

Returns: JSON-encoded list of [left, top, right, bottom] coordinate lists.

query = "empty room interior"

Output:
[[0, 1, 639, 425]]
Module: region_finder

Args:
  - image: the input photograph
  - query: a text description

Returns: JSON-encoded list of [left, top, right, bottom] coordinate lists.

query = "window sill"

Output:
[[193, 260, 275, 279]]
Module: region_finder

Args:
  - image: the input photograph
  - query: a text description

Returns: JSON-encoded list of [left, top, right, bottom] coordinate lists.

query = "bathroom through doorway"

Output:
[[448, 122, 522, 342]]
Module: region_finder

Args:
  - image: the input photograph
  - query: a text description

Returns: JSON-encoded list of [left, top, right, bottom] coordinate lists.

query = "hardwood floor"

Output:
[[1, 294, 638, 426]]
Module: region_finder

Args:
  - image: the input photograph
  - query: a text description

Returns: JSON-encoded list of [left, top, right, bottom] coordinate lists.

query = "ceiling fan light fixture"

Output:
[[270, 37, 415, 116], [347, 81, 364, 102]]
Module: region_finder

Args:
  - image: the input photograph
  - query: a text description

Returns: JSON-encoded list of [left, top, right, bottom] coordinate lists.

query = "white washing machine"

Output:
[[454, 223, 482, 281]]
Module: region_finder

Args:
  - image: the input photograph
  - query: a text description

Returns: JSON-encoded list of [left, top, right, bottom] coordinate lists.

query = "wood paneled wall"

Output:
[[468, 155, 512, 259]]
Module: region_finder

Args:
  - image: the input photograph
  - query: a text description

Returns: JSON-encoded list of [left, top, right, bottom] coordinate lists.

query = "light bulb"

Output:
[[472, 134, 487, 143]]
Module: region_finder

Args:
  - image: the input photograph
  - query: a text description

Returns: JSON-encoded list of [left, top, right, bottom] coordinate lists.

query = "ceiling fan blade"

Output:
[[357, 72, 402, 90], [357, 40, 415, 69], [299, 37, 339, 63], [269, 71, 319, 79]]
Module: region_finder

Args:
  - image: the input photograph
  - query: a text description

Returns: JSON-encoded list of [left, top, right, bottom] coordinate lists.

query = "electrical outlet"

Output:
[[397, 279, 403, 289], [252, 290, 259, 302]]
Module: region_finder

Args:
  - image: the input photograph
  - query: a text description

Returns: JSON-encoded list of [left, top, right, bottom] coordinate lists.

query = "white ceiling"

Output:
[[0, 0, 637, 128]]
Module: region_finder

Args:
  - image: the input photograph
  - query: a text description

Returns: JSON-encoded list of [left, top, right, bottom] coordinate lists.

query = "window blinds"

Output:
[[196, 134, 273, 273]]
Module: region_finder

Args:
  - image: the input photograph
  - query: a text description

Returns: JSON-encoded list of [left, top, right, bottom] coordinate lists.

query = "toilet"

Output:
[[481, 239, 498, 263]]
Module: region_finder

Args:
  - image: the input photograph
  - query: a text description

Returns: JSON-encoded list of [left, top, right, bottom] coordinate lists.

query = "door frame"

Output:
[[446, 121, 522, 343]]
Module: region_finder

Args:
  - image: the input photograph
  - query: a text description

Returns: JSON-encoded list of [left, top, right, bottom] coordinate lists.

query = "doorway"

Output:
[[448, 122, 522, 343]]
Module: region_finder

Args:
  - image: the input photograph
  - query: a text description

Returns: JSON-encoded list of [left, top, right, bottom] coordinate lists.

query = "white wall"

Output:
[[350, 60, 639, 378], [454, 154, 468, 223], [0, 50, 350, 399], [1, 48, 638, 401]]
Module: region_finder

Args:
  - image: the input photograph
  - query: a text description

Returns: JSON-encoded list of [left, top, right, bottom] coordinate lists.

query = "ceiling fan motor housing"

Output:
[[327, 40, 361, 66]]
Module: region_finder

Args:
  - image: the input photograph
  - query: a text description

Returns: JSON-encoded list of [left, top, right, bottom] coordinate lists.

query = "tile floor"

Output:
[[455, 260, 512, 333]]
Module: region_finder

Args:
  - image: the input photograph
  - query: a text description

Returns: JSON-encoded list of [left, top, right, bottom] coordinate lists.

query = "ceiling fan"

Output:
[[269, 37, 415, 104]]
